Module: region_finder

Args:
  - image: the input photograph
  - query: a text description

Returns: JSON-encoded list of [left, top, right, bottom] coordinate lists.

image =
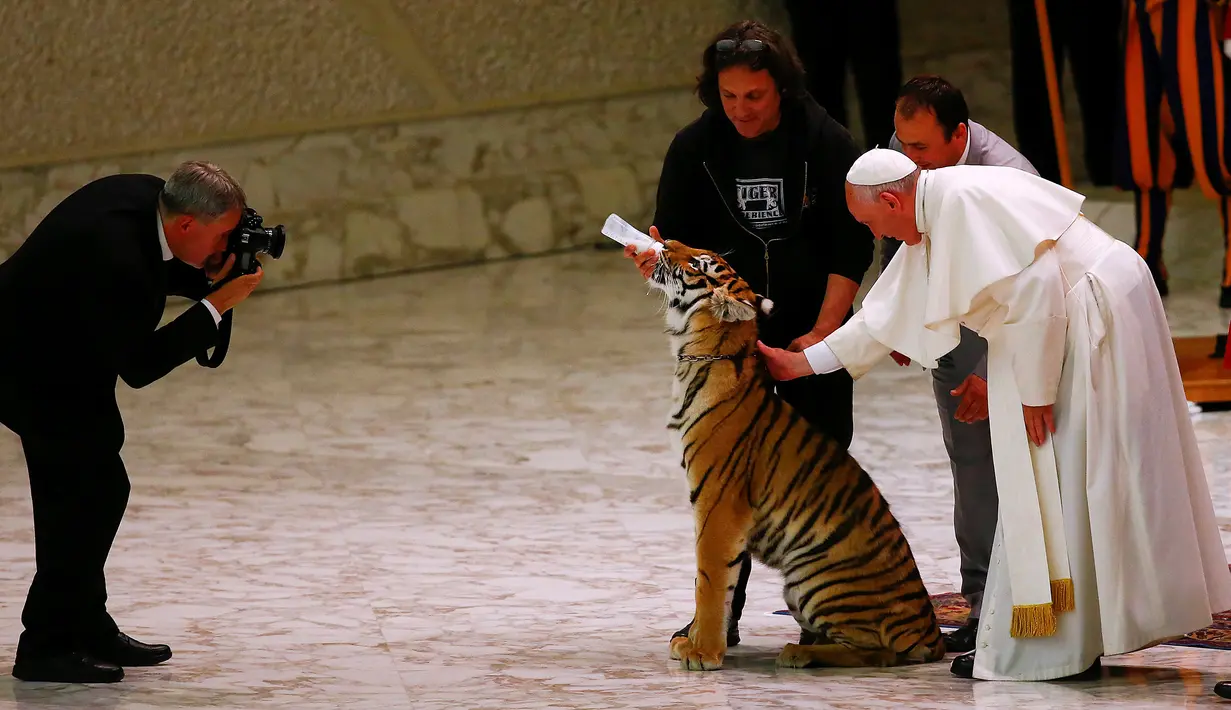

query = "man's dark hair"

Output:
[[896, 75, 970, 141], [695, 20, 809, 111]]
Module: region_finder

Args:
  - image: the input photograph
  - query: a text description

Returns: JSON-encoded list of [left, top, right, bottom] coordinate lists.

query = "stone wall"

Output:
[[0, 0, 1068, 290], [0, 91, 702, 289]]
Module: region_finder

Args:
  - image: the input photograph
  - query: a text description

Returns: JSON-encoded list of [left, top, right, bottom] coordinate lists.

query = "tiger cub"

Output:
[[644, 238, 946, 671]]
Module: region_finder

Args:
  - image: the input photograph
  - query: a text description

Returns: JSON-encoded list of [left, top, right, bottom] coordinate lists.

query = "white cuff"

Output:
[[1224, 38, 1231, 60], [803, 341, 842, 375], [201, 299, 222, 326]]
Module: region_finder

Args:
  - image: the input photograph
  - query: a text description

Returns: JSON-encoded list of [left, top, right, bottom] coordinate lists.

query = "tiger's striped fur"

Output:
[[646, 239, 946, 671]]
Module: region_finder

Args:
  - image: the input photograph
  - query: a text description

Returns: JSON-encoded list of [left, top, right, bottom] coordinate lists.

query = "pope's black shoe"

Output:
[[951, 651, 976, 678], [83, 632, 172, 667], [671, 619, 740, 648], [942, 619, 978, 654], [952, 651, 1102, 680], [12, 651, 123, 683]]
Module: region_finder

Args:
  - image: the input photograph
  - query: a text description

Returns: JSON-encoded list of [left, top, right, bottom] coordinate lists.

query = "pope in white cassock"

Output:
[[756, 148, 1231, 682]]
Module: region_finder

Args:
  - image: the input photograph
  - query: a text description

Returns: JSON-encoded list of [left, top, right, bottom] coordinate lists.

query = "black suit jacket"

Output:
[[0, 173, 220, 449]]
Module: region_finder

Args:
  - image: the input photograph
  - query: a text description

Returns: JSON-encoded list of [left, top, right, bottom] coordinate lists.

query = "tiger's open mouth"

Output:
[[649, 256, 678, 291]]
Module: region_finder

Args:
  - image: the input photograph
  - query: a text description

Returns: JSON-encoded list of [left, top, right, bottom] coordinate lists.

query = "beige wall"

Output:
[[0, 0, 780, 168], [1, 1, 1028, 289]]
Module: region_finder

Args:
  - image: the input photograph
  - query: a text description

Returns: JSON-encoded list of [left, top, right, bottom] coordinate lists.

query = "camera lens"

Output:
[[267, 225, 286, 259]]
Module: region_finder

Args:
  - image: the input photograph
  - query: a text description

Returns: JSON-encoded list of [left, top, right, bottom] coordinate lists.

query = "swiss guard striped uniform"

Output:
[[1115, 0, 1231, 305]]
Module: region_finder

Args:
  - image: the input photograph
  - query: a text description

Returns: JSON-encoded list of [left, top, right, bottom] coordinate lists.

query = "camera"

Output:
[[196, 207, 285, 369], [222, 207, 286, 280]]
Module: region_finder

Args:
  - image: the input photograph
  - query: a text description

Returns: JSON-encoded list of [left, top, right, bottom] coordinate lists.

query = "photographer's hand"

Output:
[[205, 266, 264, 315], [204, 253, 236, 283]]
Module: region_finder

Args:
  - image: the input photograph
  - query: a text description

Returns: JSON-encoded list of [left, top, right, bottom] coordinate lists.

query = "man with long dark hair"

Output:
[[625, 19, 875, 649]]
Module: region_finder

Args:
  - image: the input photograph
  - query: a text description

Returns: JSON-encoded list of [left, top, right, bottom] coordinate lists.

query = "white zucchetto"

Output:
[[846, 148, 918, 186]]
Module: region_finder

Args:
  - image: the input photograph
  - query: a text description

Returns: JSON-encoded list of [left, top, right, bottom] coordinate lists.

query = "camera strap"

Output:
[[196, 309, 233, 369]]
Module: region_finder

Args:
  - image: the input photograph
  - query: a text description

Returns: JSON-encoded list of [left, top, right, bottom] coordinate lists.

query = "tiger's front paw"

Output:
[[669, 635, 724, 671]]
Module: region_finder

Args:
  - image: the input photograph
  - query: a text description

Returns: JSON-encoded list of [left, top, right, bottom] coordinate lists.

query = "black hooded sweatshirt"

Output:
[[650, 94, 875, 347]]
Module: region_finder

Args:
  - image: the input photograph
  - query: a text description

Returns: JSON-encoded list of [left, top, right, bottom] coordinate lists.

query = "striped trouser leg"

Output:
[[1119, 0, 1231, 290], [1166, 0, 1231, 288], [1118, 0, 1183, 285]]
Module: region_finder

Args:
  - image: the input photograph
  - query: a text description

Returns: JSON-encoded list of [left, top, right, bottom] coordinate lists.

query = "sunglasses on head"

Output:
[[715, 38, 765, 54]]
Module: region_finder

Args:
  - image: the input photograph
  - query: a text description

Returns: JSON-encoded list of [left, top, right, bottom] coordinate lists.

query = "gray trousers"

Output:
[[931, 325, 998, 620]]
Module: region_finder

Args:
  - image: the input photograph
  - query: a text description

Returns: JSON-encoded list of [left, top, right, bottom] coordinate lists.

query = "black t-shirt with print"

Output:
[[731, 126, 791, 240]]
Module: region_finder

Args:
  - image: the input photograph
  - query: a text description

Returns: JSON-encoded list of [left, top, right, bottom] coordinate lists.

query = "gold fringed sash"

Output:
[[1051, 578, 1075, 614], [1010, 603, 1058, 639], [1010, 579, 1074, 638], [985, 324, 1075, 638]]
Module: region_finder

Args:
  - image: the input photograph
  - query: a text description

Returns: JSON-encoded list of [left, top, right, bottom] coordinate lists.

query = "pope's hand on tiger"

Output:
[[756, 341, 812, 381]]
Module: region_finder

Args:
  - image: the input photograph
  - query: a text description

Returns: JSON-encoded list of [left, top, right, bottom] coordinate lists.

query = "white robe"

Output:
[[820, 166, 1231, 681]]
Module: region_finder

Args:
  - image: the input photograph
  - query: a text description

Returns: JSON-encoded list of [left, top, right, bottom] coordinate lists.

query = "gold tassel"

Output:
[[1010, 603, 1058, 638], [1050, 578, 1075, 613]]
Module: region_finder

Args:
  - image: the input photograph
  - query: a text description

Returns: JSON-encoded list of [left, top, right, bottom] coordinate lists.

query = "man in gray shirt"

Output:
[[881, 75, 1038, 655]]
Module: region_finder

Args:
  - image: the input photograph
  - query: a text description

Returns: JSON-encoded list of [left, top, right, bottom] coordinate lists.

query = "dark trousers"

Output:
[[783, 0, 903, 150], [931, 328, 997, 619], [1008, 0, 1122, 186], [15, 434, 129, 658], [775, 370, 855, 452]]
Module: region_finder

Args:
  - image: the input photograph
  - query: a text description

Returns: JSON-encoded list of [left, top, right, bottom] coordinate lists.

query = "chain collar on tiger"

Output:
[[677, 352, 747, 363]]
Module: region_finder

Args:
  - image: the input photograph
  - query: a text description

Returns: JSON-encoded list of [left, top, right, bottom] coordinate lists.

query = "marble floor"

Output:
[[1, 207, 1231, 708]]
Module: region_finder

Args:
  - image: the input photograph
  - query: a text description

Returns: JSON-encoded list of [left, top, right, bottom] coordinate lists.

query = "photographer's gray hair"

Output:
[[159, 161, 247, 221]]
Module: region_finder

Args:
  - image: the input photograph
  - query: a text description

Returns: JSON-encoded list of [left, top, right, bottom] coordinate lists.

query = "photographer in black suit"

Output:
[[0, 161, 265, 683]]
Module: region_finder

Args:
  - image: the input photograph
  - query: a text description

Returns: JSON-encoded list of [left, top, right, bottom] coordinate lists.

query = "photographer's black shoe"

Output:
[[12, 651, 123, 683], [671, 619, 740, 648], [1215, 680, 1231, 699], [83, 632, 171, 667]]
